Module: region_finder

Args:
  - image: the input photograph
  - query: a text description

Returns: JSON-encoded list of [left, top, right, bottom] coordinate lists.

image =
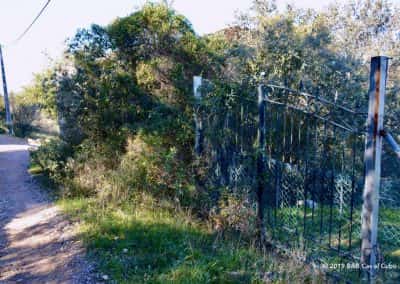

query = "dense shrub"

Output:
[[44, 132, 194, 202], [211, 188, 257, 238], [25, 1, 400, 240], [31, 138, 73, 182], [12, 104, 38, 137]]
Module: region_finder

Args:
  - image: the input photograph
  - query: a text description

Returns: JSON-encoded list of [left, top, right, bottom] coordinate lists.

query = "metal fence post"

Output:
[[193, 76, 203, 156], [361, 56, 389, 279]]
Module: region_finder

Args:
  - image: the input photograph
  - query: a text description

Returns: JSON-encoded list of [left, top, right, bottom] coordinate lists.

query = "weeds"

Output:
[[58, 194, 325, 283]]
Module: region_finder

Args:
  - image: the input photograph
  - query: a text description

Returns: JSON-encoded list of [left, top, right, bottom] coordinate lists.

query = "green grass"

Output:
[[28, 163, 44, 175], [30, 156, 398, 283], [58, 196, 324, 283], [27, 130, 58, 140], [265, 205, 400, 254], [29, 162, 60, 200], [263, 205, 400, 282]]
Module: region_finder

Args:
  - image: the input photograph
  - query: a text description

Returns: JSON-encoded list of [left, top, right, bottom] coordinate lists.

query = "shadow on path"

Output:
[[0, 135, 95, 284]]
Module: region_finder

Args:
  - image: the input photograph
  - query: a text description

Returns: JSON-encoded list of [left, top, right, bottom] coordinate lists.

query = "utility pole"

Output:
[[0, 44, 14, 135]]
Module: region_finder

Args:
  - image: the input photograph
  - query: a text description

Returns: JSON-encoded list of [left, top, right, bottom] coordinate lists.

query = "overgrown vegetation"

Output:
[[6, 0, 398, 282], [58, 195, 324, 283], [0, 99, 7, 133], [0, 69, 59, 138]]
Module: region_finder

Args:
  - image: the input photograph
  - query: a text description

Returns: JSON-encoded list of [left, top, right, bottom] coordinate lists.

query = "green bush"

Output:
[[31, 138, 73, 183], [13, 122, 34, 137], [53, 132, 194, 204], [12, 104, 38, 137]]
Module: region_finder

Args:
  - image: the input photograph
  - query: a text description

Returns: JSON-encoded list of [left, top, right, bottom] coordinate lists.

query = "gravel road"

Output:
[[0, 135, 95, 284]]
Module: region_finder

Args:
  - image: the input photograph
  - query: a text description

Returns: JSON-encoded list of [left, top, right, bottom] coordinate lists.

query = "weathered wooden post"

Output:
[[193, 76, 203, 156], [361, 56, 389, 279], [257, 84, 267, 244]]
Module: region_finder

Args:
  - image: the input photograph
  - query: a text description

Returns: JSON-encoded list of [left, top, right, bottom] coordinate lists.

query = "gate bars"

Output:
[[259, 79, 365, 278], [193, 56, 399, 281]]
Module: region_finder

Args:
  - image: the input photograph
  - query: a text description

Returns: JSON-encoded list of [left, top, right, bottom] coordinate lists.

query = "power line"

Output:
[[0, 0, 52, 137], [2, 0, 52, 47], [14, 0, 52, 43]]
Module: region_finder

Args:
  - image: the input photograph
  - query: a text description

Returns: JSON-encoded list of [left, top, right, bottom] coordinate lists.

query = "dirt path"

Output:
[[0, 135, 95, 284]]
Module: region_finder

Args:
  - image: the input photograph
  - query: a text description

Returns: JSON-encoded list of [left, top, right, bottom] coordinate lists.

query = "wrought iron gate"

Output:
[[195, 56, 400, 282]]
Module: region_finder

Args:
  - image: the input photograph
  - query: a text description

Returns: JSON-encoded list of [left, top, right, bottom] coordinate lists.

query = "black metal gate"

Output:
[[259, 83, 365, 279], [196, 56, 400, 282]]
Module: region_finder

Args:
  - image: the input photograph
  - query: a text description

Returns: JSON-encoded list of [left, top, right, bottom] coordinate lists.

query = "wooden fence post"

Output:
[[361, 56, 389, 279], [193, 76, 203, 156], [257, 84, 267, 244]]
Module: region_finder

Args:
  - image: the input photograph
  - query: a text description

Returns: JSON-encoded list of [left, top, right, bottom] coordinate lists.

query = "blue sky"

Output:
[[0, 0, 335, 93]]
